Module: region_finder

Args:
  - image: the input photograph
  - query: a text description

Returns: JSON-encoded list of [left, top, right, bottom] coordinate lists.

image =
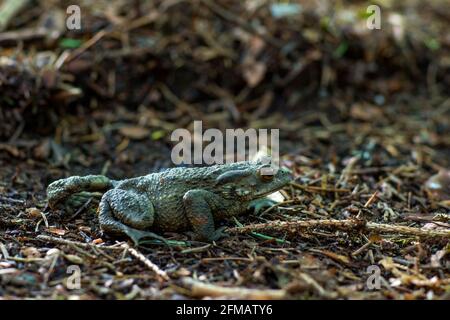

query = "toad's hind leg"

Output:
[[98, 189, 166, 245]]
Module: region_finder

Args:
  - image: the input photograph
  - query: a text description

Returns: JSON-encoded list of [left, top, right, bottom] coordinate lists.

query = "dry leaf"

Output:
[[33, 139, 51, 160], [20, 247, 41, 258], [64, 254, 84, 264], [369, 234, 383, 243], [242, 61, 266, 88], [424, 170, 450, 201], [0, 268, 19, 275], [312, 249, 352, 266], [46, 227, 66, 235], [26, 207, 42, 218], [430, 248, 446, 268], [92, 238, 103, 244], [350, 103, 383, 121], [0, 143, 21, 157], [46, 248, 61, 257], [119, 126, 150, 140]]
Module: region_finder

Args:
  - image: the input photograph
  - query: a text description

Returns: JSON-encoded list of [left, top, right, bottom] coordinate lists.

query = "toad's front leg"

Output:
[[183, 189, 229, 242]]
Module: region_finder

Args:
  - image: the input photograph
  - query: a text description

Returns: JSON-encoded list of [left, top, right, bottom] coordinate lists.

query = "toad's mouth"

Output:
[[252, 180, 291, 199], [254, 188, 284, 199]]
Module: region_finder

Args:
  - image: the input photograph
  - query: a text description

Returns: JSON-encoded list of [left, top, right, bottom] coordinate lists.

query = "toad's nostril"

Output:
[[281, 168, 293, 179]]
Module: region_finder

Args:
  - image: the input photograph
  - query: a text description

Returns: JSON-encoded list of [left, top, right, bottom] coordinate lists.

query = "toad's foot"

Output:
[[123, 228, 169, 246], [186, 226, 228, 242], [210, 226, 229, 241], [248, 197, 278, 215]]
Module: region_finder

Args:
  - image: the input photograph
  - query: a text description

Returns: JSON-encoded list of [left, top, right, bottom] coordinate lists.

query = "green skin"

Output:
[[47, 161, 292, 245]]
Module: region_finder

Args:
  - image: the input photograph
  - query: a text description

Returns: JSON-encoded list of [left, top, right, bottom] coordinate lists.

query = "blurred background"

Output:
[[0, 0, 448, 174]]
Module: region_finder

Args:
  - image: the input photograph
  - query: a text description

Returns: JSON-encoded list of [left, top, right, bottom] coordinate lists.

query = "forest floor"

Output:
[[0, 0, 449, 299]]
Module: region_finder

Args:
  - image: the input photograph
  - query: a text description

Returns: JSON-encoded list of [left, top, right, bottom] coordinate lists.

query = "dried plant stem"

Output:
[[0, 0, 30, 31], [37, 235, 170, 281], [179, 277, 286, 299], [122, 244, 170, 281], [226, 219, 450, 239], [37, 235, 124, 250]]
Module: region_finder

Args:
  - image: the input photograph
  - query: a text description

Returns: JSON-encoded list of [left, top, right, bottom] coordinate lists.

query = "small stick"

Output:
[[0, 196, 25, 204], [122, 244, 170, 281], [0, 242, 10, 259], [199, 0, 282, 48], [364, 191, 378, 207], [181, 244, 211, 254], [68, 197, 93, 221], [351, 240, 373, 256], [179, 277, 286, 299], [37, 235, 124, 251], [357, 190, 379, 219], [290, 183, 350, 193], [0, 0, 30, 32], [4, 256, 46, 263], [299, 272, 337, 299], [226, 219, 450, 239], [38, 235, 170, 281], [63, 30, 108, 64]]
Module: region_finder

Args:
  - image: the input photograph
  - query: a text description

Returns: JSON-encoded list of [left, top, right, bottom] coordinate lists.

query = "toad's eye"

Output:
[[258, 169, 274, 181]]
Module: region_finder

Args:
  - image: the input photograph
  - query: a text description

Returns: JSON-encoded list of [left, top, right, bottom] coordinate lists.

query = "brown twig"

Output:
[[178, 277, 286, 299], [199, 0, 282, 48], [0, 0, 30, 32], [36, 235, 125, 251], [226, 219, 450, 239], [0, 196, 25, 204], [122, 244, 170, 281], [364, 191, 379, 207], [63, 30, 108, 64], [37, 235, 170, 281], [67, 197, 93, 221]]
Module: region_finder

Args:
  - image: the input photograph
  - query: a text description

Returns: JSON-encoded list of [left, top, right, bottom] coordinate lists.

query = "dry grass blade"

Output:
[[122, 244, 170, 282]]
